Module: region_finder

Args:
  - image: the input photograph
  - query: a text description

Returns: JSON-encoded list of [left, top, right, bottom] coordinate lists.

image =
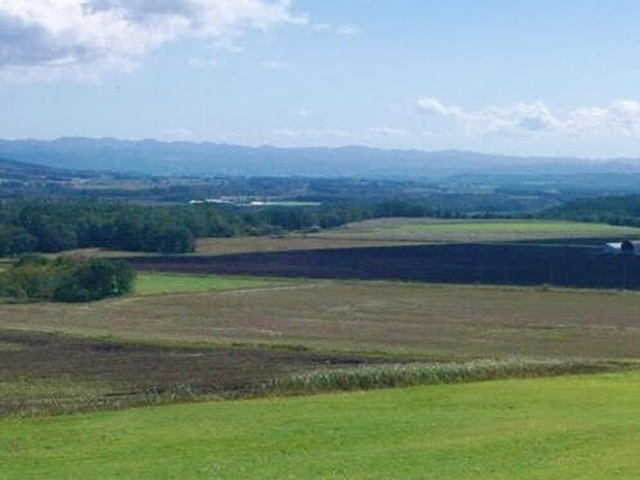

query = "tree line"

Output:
[[0, 255, 134, 303], [0, 197, 531, 257], [0, 200, 429, 255], [541, 194, 640, 227]]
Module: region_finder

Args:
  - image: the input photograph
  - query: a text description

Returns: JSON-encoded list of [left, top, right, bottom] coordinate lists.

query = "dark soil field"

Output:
[[126, 241, 640, 290], [0, 329, 383, 417]]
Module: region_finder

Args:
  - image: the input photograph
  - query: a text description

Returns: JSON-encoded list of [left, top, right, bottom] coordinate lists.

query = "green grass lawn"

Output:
[[3, 371, 640, 479], [133, 273, 289, 296]]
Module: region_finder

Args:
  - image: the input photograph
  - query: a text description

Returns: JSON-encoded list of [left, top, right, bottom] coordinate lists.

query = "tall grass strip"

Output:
[[264, 358, 615, 395]]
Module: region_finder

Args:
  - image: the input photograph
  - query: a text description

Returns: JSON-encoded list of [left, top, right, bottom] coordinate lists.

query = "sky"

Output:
[[2, 0, 640, 158]]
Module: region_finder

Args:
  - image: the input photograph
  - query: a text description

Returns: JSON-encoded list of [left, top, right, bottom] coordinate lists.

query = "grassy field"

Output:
[[5, 271, 638, 417], [3, 371, 640, 479], [194, 235, 417, 255], [321, 218, 640, 243], [4, 280, 640, 359], [189, 218, 640, 255], [133, 273, 289, 296]]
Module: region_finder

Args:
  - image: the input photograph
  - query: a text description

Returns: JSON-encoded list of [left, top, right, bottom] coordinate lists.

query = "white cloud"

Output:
[[310, 22, 360, 36], [272, 127, 298, 138], [607, 99, 640, 136], [415, 97, 640, 138], [272, 126, 414, 145], [369, 126, 410, 138], [416, 97, 465, 118], [272, 127, 352, 139], [610, 99, 640, 116], [0, 0, 307, 80]]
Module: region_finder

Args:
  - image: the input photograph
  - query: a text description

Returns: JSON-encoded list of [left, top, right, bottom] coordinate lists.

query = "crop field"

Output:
[[128, 240, 640, 290], [4, 371, 640, 479], [191, 219, 640, 255], [319, 218, 640, 243], [194, 235, 417, 255], [4, 218, 640, 477], [5, 280, 640, 359], [0, 329, 385, 417]]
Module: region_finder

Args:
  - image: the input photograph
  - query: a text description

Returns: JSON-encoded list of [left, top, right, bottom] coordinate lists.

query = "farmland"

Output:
[[194, 235, 416, 256], [0, 329, 383, 417], [129, 241, 640, 290], [6, 265, 640, 418], [128, 218, 640, 291], [4, 371, 640, 479], [133, 273, 289, 296], [315, 218, 640, 243], [191, 219, 640, 256], [4, 218, 640, 478], [5, 280, 640, 358]]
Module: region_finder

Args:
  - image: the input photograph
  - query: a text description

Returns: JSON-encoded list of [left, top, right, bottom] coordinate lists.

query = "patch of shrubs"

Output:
[[0, 255, 135, 303]]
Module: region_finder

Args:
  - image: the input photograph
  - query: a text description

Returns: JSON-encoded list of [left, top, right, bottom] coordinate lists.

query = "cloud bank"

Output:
[[0, 0, 305, 80], [416, 97, 640, 138]]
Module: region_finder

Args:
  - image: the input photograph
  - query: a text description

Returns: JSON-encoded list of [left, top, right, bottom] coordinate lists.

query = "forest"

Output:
[[4, 190, 640, 257], [542, 194, 640, 227], [0, 199, 419, 255]]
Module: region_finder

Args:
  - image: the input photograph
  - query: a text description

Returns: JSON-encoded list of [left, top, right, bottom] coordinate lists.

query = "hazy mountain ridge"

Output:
[[0, 156, 81, 179], [2, 137, 640, 179]]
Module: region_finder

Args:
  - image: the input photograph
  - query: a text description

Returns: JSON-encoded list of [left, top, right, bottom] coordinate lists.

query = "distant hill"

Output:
[[2, 137, 640, 180], [0, 156, 75, 179]]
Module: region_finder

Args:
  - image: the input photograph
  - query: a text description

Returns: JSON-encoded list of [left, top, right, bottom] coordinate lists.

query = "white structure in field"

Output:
[[602, 240, 640, 255]]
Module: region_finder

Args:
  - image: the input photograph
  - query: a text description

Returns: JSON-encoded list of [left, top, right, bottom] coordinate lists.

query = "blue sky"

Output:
[[2, 0, 640, 158]]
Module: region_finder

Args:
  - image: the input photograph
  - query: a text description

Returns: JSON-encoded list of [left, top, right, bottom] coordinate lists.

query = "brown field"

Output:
[[4, 281, 640, 359], [0, 329, 381, 416], [45, 234, 420, 259], [194, 235, 418, 255]]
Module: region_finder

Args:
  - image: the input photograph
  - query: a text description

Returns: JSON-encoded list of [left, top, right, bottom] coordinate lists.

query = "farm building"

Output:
[[602, 240, 640, 255]]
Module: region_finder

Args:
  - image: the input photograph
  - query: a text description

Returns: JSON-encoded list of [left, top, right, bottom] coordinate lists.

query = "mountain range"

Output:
[[2, 137, 640, 180]]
